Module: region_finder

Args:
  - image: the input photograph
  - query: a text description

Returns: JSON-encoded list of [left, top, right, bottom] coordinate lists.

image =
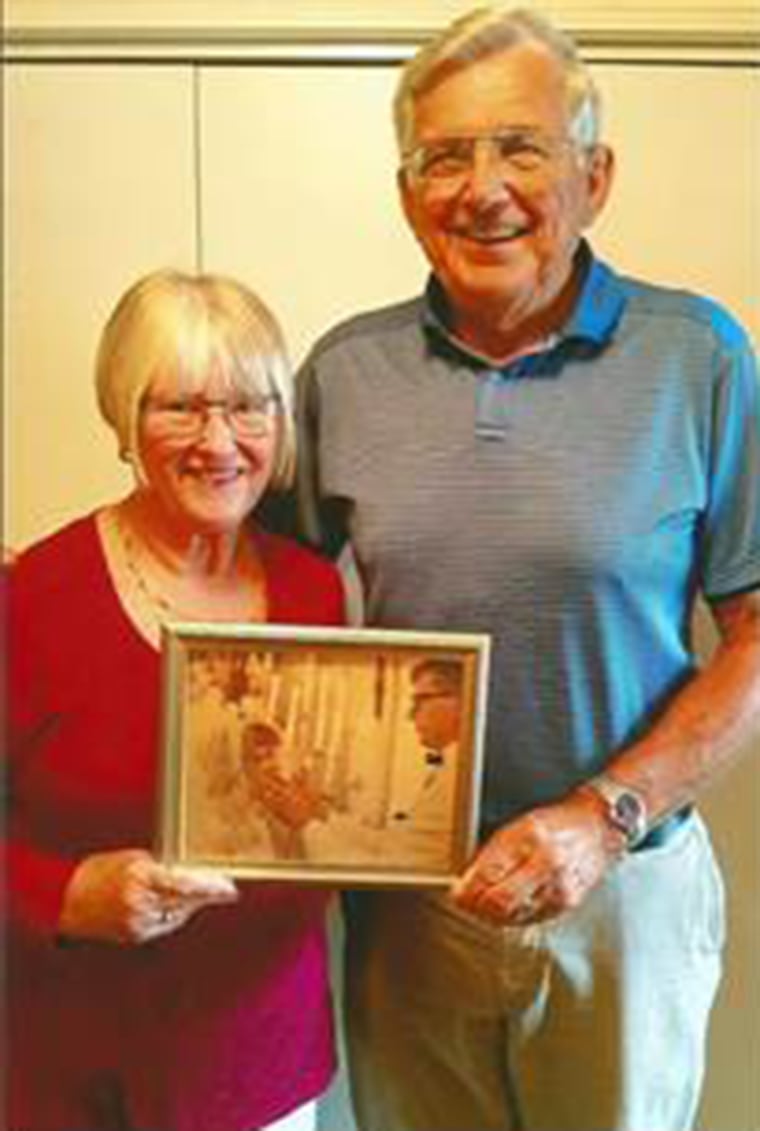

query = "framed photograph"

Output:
[[157, 624, 490, 887]]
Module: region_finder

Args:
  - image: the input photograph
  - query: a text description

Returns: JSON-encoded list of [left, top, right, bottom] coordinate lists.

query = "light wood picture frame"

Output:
[[157, 623, 490, 886]]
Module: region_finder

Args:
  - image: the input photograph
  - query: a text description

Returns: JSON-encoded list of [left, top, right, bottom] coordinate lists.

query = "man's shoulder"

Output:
[[617, 272, 751, 353], [305, 294, 425, 364]]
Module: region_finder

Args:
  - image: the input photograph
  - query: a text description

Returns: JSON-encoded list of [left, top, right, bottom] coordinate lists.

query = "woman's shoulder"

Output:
[[255, 526, 339, 577], [254, 526, 346, 625], [8, 513, 101, 600]]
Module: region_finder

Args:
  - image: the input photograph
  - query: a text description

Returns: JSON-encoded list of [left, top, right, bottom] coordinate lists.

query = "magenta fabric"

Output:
[[4, 514, 345, 1131]]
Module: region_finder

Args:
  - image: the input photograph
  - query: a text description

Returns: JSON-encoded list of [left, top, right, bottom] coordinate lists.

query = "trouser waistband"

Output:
[[632, 805, 693, 852]]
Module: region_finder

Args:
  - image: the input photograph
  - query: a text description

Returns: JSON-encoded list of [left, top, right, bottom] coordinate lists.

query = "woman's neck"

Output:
[[117, 492, 249, 582], [99, 494, 268, 649]]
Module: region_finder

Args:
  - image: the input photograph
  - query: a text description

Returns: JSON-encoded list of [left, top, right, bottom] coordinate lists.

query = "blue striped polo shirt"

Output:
[[296, 244, 760, 830]]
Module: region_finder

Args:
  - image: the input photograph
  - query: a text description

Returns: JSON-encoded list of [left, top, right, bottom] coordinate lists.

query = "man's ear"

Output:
[[397, 167, 418, 230], [582, 143, 615, 227]]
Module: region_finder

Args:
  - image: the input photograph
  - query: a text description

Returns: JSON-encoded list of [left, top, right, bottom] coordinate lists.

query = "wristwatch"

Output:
[[584, 774, 649, 850]]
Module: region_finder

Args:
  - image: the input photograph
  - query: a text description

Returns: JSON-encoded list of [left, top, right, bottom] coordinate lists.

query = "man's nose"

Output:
[[465, 139, 511, 197]]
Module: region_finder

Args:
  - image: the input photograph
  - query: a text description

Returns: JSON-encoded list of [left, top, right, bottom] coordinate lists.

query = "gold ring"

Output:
[[514, 897, 537, 923]]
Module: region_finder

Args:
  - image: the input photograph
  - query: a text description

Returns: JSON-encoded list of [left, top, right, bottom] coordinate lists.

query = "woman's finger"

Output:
[[148, 864, 238, 901]]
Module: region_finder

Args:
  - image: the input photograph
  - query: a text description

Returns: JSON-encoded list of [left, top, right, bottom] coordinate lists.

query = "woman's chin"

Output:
[[171, 487, 264, 535]]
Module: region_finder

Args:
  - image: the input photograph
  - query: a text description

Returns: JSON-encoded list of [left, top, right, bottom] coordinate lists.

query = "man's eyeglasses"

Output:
[[402, 130, 581, 190], [141, 393, 281, 439], [410, 691, 457, 714]]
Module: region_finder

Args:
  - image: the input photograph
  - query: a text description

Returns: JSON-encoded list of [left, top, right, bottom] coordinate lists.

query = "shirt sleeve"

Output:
[[4, 565, 79, 946], [700, 324, 760, 598]]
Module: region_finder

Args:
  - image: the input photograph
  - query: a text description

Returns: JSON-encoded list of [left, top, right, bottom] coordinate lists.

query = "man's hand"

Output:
[[58, 849, 238, 945], [451, 790, 624, 927]]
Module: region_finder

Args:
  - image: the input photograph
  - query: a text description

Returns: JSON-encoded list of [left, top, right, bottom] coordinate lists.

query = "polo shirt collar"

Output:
[[422, 240, 627, 367]]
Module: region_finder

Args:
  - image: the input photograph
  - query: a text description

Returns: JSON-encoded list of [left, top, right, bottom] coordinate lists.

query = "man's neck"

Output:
[[448, 251, 587, 366]]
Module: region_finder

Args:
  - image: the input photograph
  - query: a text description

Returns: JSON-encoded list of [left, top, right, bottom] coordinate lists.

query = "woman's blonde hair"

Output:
[[96, 269, 296, 489], [394, 6, 601, 157]]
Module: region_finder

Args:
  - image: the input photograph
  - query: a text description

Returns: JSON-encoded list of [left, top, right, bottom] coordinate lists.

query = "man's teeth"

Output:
[[469, 225, 526, 242]]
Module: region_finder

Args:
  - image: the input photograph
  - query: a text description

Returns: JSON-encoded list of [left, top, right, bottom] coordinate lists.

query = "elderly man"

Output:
[[295, 7, 760, 1131]]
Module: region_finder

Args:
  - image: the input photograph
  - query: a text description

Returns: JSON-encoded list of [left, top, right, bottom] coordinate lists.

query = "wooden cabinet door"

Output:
[[5, 64, 196, 547]]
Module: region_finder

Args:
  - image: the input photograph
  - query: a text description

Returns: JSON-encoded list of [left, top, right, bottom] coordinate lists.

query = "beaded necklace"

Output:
[[113, 508, 191, 630], [108, 506, 265, 639]]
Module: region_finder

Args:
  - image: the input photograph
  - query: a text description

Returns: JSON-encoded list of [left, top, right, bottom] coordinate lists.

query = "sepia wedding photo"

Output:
[[158, 624, 490, 885]]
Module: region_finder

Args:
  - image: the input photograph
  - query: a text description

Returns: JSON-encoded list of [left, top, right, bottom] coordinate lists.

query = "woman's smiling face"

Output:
[[137, 358, 279, 537]]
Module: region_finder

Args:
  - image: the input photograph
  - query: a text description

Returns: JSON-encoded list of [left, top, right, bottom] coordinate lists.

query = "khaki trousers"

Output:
[[344, 814, 724, 1131]]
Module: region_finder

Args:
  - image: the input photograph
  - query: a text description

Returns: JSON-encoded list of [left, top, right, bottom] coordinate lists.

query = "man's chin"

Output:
[[442, 254, 536, 300], [452, 274, 536, 315], [459, 234, 528, 264]]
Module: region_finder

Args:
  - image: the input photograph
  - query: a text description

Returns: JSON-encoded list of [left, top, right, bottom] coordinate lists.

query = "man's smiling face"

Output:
[[399, 42, 612, 346]]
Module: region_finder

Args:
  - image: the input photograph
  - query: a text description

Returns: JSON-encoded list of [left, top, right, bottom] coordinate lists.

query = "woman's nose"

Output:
[[196, 407, 238, 449]]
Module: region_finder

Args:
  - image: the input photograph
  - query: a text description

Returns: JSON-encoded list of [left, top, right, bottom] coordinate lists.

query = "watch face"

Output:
[[613, 792, 647, 843], [587, 776, 648, 848]]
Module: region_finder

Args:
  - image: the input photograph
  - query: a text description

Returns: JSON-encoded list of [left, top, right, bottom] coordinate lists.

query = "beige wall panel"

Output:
[[593, 66, 759, 340], [4, 65, 196, 548], [692, 609, 760, 1130], [701, 758, 760, 1126], [199, 65, 424, 364]]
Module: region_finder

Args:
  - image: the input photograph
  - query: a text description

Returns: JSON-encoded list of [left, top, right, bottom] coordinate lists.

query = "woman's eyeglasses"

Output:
[[141, 393, 281, 439]]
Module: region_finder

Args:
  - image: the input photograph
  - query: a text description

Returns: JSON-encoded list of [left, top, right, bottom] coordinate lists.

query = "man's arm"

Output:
[[453, 588, 760, 926], [595, 588, 760, 818]]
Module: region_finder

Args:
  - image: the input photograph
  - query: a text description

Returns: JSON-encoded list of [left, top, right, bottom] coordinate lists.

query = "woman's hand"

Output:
[[58, 848, 238, 945]]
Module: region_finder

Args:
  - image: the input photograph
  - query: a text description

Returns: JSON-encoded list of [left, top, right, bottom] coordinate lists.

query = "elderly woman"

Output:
[[5, 271, 345, 1131]]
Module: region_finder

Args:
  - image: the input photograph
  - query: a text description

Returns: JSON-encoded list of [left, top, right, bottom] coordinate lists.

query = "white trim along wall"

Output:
[[4, 0, 760, 61]]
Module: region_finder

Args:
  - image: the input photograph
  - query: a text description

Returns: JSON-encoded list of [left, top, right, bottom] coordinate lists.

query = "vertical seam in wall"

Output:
[[192, 63, 204, 272]]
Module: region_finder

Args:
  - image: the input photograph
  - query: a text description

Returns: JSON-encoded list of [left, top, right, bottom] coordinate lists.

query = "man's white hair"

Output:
[[394, 6, 601, 156]]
